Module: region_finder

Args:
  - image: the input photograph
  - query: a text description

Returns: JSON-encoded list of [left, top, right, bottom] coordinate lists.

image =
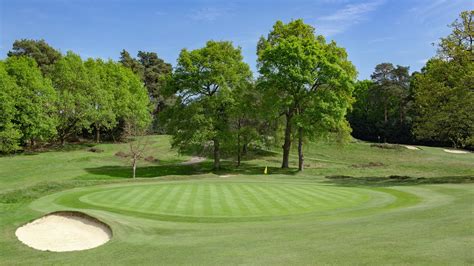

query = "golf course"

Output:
[[2, 2, 473, 265], [0, 135, 473, 264]]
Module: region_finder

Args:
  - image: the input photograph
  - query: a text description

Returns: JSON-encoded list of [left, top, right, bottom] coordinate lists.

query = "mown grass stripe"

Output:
[[232, 184, 263, 215], [264, 185, 307, 210], [152, 184, 176, 211], [186, 183, 199, 216], [124, 187, 156, 209], [138, 185, 167, 212], [158, 184, 182, 213], [219, 183, 242, 216], [174, 183, 194, 214], [225, 182, 250, 216], [202, 184, 213, 216], [215, 183, 232, 216], [250, 184, 289, 214], [164, 184, 188, 213], [252, 184, 296, 211], [237, 184, 270, 215], [113, 188, 143, 206]]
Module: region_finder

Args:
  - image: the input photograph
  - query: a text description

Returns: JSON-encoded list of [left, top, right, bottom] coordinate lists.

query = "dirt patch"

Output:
[[370, 143, 403, 150], [115, 151, 128, 157], [351, 162, 385, 168], [403, 145, 420, 150], [181, 156, 206, 165], [15, 211, 112, 252], [443, 149, 469, 154], [88, 147, 104, 153], [144, 156, 159, 163]]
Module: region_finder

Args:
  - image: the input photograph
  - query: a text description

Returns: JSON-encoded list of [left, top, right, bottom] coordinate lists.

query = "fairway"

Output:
[[1, 136, 472, 265]]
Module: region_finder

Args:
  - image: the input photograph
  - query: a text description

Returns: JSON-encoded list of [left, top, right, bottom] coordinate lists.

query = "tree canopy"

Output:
[[166, 40, 252, 169], [257, 19, 357, 170], [7, 39, 62, 76], [412, 10, 473, 148]]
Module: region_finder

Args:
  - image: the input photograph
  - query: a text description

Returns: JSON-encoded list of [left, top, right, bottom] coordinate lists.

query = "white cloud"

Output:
[[189, 7, 231, 22], [316, 0, 384, 36], [367, 36, 395, 44]]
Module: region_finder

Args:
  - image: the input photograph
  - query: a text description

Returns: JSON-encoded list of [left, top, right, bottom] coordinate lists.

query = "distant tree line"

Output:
[[348, 10, 473, 149], [1, 11, 472, 170], [1, 41, 152, 152]]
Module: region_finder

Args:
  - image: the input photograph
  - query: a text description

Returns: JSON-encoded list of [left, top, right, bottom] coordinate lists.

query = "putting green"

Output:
[[54, 181, 404, 221]]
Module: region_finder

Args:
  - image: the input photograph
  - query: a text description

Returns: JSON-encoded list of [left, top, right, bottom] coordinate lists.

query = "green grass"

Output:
[[0, 135, 473, 265]]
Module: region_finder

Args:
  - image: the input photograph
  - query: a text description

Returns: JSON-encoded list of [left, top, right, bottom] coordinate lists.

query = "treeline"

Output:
[[1, 43, 152, 152], [1, 11, 472, 170], [348, 10, 473, 148]]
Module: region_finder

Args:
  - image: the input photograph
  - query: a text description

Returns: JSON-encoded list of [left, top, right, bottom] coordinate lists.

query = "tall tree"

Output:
[[229, 81, 261, 166], [257, 19, 356, 170], [0, 62, 22, 153], [119, 50, 144, 78], [120, 50, 172, 131], [7, 39, 62, 76], [167, 41, 252, 170], [4, 56, 58, 146], [51, 52, 94, 145], [137, 51, 173, 116], [413, 11, 474, 148], [369, 63, 412, 143], [84, 59, 117, 143]]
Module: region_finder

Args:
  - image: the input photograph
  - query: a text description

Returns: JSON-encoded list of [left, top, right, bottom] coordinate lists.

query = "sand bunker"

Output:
[[181, 156, 206, 165], [15, 211, 112, 252], [403, 145, 420, 150], [443, 149, 469, 154]]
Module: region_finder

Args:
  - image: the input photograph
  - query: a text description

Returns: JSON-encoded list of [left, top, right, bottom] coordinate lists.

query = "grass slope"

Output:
[[0, 135, 472, 265]]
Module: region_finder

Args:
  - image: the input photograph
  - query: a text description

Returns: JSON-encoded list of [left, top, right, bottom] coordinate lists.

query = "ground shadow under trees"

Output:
[[323, 175, 474, 187], [82, 160, 298, 180]]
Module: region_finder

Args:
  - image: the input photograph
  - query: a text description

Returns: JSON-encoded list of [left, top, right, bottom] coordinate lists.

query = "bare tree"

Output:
[[124, 121, 150, 179]]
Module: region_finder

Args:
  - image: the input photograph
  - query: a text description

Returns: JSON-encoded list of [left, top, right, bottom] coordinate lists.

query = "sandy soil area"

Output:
[[15, 211, 111, 252], [181, 156, 206, 165], [403, 145, 420, 150], [443, 149, 469, 154]]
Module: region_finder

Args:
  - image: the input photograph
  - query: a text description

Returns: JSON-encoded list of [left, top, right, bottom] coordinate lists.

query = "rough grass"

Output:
[[0, 135, 473, 265]]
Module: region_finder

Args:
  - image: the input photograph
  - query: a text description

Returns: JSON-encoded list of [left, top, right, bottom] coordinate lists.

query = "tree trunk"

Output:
[[95, 124, 100, 143], [132, 158, 137, 178], [213, 138, 221, 170], [281, 111, 293, 169], [298, 127, 304, 171], [237, 120, 241, 167], [242, 143, 248, 155], [384, 102, 388, 143]]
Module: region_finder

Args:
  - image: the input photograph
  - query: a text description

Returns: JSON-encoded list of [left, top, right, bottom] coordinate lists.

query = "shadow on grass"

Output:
[[324, 175, 474, 187], [82, 160, 298, 180]]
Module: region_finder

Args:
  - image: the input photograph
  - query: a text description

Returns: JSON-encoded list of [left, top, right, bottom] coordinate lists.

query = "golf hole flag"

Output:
[[264, 166, 268, 174]]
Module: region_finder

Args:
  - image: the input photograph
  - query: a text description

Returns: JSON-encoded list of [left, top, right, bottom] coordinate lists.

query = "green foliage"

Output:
[[413, 11, 474, 148], [51, 52, 95, 143], [7, 39, 62, 76], [3, 56, 58, 146], [413, 59, 474, 148], [0, 62, 22, 153], [167, 40, 252, 169], [257, 19, 356, 169], [51, 52, 151, 144], [120, 49, 173, 132], [349, 63, 413, 143]]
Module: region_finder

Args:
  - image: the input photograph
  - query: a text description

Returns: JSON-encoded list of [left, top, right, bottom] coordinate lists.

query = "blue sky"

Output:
[[1, 0, 472, 79]]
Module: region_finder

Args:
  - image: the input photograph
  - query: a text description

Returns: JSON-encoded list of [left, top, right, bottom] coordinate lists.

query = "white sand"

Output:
[[443, 149, 469, 154], [181, 156, 206, 165], [403, 145, 420, 150], [15, 212, 111, 252]]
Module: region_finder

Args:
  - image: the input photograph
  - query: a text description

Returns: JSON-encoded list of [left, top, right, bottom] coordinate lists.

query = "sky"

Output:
[[1, 0, 472, 80]]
